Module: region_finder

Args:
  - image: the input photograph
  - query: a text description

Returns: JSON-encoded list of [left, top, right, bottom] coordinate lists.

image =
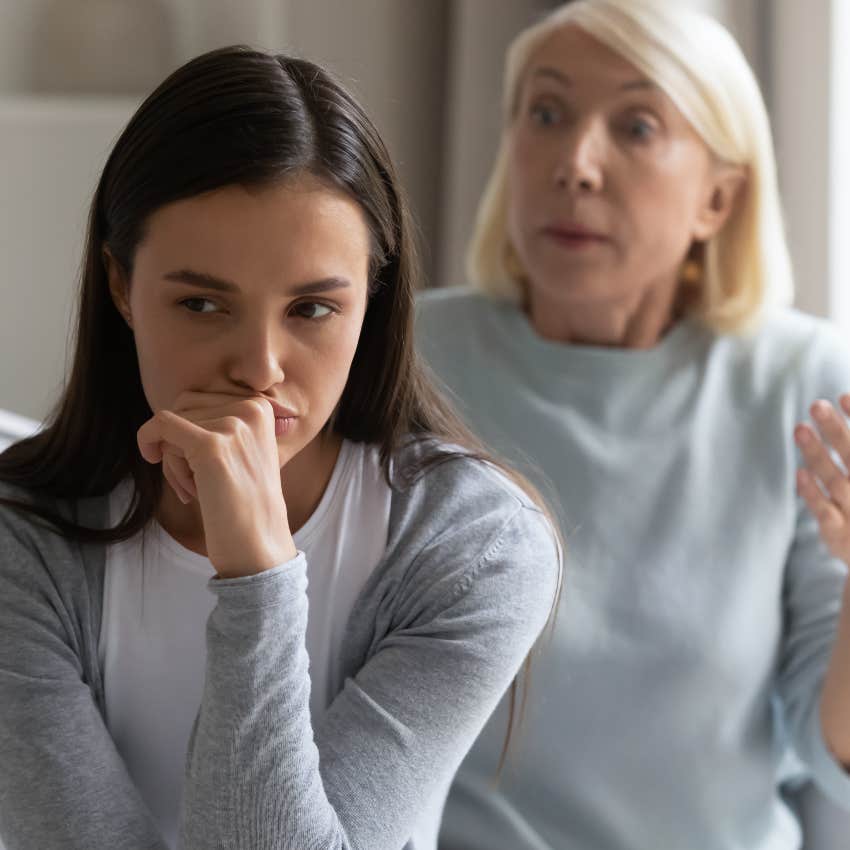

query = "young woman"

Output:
[[416, 1, 850, 848], [0, 47, 560, 850]]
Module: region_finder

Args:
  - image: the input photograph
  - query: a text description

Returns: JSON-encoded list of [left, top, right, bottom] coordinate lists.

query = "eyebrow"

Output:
[[163, 269, 352, 296], [530, 67, 657, 93]]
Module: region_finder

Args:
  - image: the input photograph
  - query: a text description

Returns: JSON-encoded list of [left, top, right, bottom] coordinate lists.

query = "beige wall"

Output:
[[436, 0, 548, 287], [284, 0, 450, 281]]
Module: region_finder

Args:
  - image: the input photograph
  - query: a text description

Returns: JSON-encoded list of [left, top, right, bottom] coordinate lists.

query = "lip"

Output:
[[266, 400, 298, 419], [542, 223, 609, 242], [274, 415, 296, 437], [263, 400, 298, 437]]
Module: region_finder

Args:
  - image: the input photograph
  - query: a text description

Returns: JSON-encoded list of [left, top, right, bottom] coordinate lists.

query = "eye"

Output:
[[180, 297, 220, 314], [290, 301, 335, 320], [529, 100, 563, 128], [622, 116, 656, 142]]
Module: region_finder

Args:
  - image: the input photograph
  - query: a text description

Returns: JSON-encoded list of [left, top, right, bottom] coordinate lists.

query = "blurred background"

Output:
[[0, 0, 847, 422]]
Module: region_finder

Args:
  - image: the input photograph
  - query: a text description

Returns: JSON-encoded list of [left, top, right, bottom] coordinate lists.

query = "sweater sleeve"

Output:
[[0, 513, 169, 850], [776, 321, 850, 808], [178, 497, 560, 850]]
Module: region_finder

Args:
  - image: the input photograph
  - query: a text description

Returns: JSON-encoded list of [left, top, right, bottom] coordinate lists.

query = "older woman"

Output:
[[416, 1, 850, 847]]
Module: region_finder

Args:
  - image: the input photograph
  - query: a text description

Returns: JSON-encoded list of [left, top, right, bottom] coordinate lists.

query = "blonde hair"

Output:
[[469, 0, 792, 333]]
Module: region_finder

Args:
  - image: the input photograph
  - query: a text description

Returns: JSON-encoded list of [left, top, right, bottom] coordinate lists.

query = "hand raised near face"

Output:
[[137, 391, 297, 578], [796, 397, 850, 566]]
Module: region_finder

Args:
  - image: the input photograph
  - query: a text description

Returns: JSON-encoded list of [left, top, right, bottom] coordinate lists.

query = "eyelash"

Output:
[[529, 101, 562, 128], [528, 99, 659, 142], [621, 116, 656, 141], [178, 298, 338, 321]]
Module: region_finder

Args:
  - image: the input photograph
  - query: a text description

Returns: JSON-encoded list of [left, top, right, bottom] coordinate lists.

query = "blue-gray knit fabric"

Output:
[[417, 288, 850, 850]]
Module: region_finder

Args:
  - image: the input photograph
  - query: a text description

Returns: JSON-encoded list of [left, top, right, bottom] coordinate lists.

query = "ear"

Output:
[[103, 247, 133, 329], [691, 164, 747, 242]]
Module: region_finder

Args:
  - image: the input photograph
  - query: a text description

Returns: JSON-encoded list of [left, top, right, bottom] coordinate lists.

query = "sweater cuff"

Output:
[[206, 551, 307, 611]]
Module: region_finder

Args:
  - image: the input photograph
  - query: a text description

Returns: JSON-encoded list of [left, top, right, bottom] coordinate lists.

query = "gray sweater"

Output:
[[0, 439, 560, 850]]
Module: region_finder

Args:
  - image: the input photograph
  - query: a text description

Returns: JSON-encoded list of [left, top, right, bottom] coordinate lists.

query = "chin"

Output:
[[276, 439, 305, 468]]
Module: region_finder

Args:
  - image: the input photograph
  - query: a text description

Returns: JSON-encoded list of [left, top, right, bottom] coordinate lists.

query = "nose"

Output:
[[553, 119, 604, 194], [225, 318, 286, 393]]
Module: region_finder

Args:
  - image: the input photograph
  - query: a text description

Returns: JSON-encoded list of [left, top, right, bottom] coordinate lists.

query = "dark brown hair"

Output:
[[0, 46, 562, 771]]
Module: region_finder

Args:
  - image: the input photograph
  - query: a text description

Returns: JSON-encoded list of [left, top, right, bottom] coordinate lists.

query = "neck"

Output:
[[526, 275, 684, 348], [154, 429, 343, 556]]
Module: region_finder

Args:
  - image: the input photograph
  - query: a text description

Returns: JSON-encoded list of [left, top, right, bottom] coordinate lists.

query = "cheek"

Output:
[[506, 147, 537, 249], [508, 134, 544, 208], [302, 318, 364, 409], [133, 335, 196, 412], [130, 302, 210, 410], [618, 147, 708, 244], [624, 178, 701, 263]]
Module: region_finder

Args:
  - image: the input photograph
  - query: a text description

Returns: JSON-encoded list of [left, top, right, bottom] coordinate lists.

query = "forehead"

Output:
[[523, 24, 653, 96], [137, 177, 372, 285]]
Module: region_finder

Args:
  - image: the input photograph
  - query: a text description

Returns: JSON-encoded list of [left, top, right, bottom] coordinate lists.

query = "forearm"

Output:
[[820, 575, 850, 767], [179, 553, 346, 850]]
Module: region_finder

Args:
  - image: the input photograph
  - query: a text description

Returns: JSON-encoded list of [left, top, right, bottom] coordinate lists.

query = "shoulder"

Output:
[[717, 308, 850, 403], [384, 436, 560, 615], [0, 481, 58, 550], [389, 435, 542, 515], [415, 286, 508, 337], [0, 483, 107, 602], [416, 285, 493, 314], [744, 307, 847, 359], [415, 287, 516, 378], [0, 481, 104, 545]]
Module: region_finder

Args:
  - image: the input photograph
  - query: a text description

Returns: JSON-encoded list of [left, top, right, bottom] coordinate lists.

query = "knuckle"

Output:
[[209, 431, 228, 452], [835, 478, 850, 503], [243, 398, 269, 423], [220, 415, 241, 435], [824, 507, 841, 527]]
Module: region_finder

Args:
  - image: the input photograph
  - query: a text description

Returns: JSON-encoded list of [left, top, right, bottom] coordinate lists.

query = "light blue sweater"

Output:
[[416, 288, 850, 850]]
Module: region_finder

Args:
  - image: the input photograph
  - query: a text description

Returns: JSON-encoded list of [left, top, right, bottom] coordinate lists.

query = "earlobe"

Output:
[[103, 247, 133, 329]]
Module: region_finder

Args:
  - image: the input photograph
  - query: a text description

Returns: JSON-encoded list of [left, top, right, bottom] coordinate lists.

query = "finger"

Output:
[[797, 468, 848, 533], [138, 436, 163, 465], [794, 423, 850, 513], [162, 456, 192, 505], [810, 399, 850, 473], [173, 391, 274, 421], [163, 449, 198, 500], [138, 409, 213, 466]]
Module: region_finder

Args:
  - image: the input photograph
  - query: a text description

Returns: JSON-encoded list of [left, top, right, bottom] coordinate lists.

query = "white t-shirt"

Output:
[[97, 440, 391, 847]]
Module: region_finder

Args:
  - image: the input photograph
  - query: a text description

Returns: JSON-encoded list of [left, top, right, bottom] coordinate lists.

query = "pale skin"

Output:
[[509, 26, 850, 765], [107, 175, 371, 579], [506, 25, 744, 348]]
